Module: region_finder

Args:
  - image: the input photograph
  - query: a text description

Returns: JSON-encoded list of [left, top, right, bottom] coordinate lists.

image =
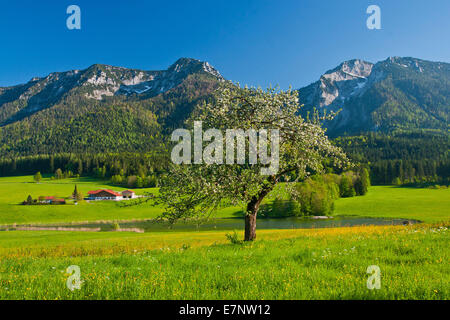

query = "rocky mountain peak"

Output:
[[168, 57, 200, 71], [0, 57, 223, 124], [304, 59, 375, 108], [167, 57, 223, 79], [299, 56, 449, 136], [325, 59, 374, 80]]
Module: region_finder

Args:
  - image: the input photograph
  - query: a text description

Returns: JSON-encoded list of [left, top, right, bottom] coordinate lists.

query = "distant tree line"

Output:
[[0, 152, 168, 188], [0, 130, 448, 189], [336, 131, 450, 186], [370, 159, 449, 185]]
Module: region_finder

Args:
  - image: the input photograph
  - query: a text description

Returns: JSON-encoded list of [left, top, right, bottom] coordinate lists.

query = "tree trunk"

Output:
[[244, 197, 262, 241], [244, 176, 278, 241], [245, 212, 257, 241]]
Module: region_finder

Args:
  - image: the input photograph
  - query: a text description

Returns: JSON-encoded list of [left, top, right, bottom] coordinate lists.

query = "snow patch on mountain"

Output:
[[0, 58, 224, 123], [313, 59, 374, 107], [77, 58, 223, 100], [202, 62, 222, 78]]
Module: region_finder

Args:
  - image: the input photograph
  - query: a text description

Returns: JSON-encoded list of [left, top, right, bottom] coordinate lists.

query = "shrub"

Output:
[[54, 168, 63, 179], [33, 172, 42, 183], [292, 174, 339, 216], [181, 244, 191, 251], [111, 175, 124, 185], [339, 174, 356, 197], [225, 230, 242, 244], [392, 177, 402, 186], [72, 185, 84, 200], [355, 168, 370, 195], [127, 176, 137, 188]]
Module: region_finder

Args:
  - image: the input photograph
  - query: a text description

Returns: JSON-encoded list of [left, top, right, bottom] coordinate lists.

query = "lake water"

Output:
[[7, 216, 418, 233]]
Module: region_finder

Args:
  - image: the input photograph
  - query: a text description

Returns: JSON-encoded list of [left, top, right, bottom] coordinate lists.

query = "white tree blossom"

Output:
[[159, 82, 350, 240]]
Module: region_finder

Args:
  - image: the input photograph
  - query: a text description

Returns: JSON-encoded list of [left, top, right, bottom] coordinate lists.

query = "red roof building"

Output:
[[39, 196, 65, 204], [87, 189, 122, 200]]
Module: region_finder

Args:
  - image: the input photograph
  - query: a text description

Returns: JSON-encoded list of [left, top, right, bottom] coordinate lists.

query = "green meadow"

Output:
[[0, 224, 448, 299], [334, 185, 450, 223], [0, 175, 448, 226], [0, 175, 161, 225], [0, 175, 242, 225], [0, 175, 448, 299]]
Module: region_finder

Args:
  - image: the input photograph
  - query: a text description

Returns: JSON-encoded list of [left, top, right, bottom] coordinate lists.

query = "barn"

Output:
[[87, 189, 122, 200], [122, 190, 136, 199]]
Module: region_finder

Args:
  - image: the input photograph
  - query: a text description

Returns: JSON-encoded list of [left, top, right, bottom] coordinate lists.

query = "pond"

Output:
[[2, 216, 420, 233]]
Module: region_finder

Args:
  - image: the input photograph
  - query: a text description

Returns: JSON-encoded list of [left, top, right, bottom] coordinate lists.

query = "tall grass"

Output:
[[0, 224, 448, 300]]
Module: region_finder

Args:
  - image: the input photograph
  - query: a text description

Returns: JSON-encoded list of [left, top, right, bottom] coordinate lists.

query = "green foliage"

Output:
[[335, 132, 450, 186], [0, 69, 218, 158], [392, 177, 402, 186], [354, 168, 370, 195], [110, 173, 158, 189], [292, 174, 340, 216], [72, 185, 83, 201], [0, 102, 163, 156], [159, 84, 349, 237], [225, 230, 242, 244], [260, 198, 301, 218], [181, 243, 191, 251], [54, 168, 63, 179], [127, 175, 137, 188], [111, 174, 123, 185], [0, 152, 167, 185], [339, 174, 356, 197], [112, 222, 120, 231], [263, 172, 368, 218], [285, 170, 370, 217], [33, 171, 42, 183]]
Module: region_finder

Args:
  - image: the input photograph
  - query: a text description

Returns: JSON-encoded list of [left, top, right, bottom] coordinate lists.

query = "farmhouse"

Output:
[[39, 196, 66, 205], [87, 189, 122, 200], [40, 196, 55, 204], [121, 190, 136, 199]]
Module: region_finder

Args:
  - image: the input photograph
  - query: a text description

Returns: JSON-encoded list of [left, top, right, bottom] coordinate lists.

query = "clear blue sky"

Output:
[[1, 0, 449, 88]]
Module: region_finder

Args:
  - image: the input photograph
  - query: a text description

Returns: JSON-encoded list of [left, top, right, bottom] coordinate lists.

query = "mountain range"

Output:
[[0, 58, 221, 156], [0, 56, 448, 156], [299, 57, 449, 136]]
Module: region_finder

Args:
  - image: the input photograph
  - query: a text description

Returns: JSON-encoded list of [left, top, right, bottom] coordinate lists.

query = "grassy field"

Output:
[[0, 175, 242, 225], [0, 176, 448, 226], [0, 175, 448, 300], [0, 175, 161, 225], [334, 185, 450, 223], [0, 223, 448, 299]]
